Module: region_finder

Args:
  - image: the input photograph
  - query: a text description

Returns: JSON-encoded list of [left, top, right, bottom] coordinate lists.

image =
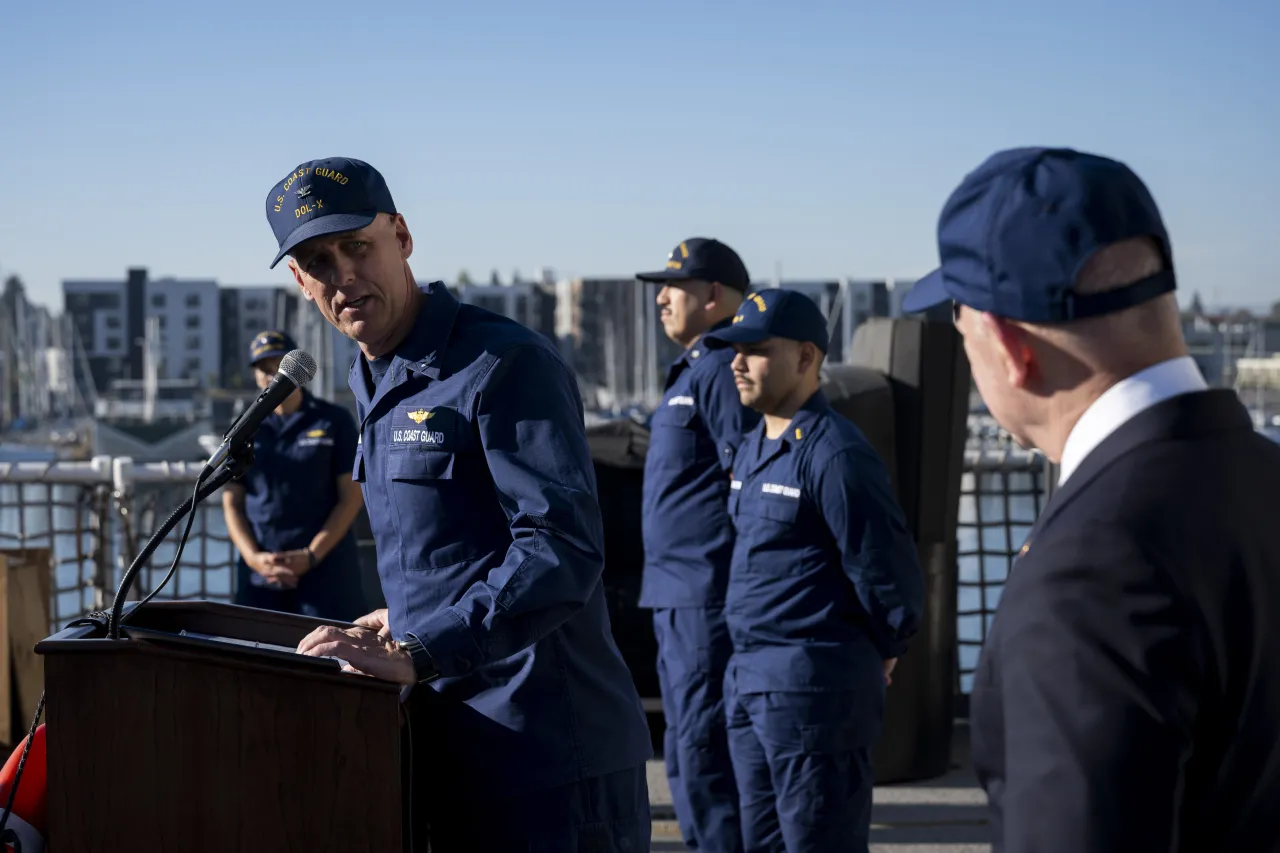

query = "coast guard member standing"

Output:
[[703, 289, 924, 853], [270, 157, 653, 852], [903, 146, 1280, 851], [635, 237, 760, 852], [222, 330, 367, 621]]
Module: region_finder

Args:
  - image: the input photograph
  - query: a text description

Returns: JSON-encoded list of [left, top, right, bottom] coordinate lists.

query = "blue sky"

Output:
[[2, 0, 1276, 311]]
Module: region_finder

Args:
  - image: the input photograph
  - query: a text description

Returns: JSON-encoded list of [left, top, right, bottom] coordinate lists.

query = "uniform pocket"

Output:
[[387, 450, 479, 570], [389, 449, 456, 481], [754, 493, 800, 524], [648, 402, 699, 464]]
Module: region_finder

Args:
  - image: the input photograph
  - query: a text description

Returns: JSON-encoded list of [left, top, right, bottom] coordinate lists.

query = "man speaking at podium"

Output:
[[262, 157, 653, 851]]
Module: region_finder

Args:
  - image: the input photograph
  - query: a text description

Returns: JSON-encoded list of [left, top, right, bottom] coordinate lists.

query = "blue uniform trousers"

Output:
[[653, 606, 742, 851], [724, 672, 880, 853], [414, 763, 651, 852]]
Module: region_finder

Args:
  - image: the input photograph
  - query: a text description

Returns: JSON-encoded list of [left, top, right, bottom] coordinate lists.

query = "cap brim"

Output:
[[702, 325, 773, 349], [250, 348, 290, 365], [270, 212, 379, 269], [900, 269, 950, 313], [635, 269, 694, 283]]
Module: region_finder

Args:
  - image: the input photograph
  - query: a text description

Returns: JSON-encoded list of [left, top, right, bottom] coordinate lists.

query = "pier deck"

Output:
[[645, 722, 990, 852]]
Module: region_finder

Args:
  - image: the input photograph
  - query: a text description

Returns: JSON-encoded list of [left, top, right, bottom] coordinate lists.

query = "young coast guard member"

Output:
[[268, 157, 653, 852], [702, 289, 924, 853], [222, 330, 368, 621], [634, 237, 761, 852]]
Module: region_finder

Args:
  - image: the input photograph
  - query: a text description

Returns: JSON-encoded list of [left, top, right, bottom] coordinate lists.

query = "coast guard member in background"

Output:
[[703, 289, 924, 853], [903, 146, 1280, 851], [222, 330, 367, 621], [268, 157, 653, 852], [635, 237, 760, 852]]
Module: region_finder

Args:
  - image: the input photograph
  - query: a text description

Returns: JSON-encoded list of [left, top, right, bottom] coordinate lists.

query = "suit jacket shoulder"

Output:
[[971, 389, 1280, 852]]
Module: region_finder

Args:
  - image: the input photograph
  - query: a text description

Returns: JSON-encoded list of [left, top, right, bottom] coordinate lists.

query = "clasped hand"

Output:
[[295, 609, 416, 685], [247, 549, 310, 589]]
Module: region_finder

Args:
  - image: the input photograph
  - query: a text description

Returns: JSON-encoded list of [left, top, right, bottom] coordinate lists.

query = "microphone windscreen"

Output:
[[279, 350, 318, 387]]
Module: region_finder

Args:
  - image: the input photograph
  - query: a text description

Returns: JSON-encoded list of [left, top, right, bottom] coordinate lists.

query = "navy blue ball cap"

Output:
[[248, 329, 297, 365], [902, 147, 1176, 323], [265, 157, 397, 269], [703, 288, 830, 352], [636, 237, 751, 292]]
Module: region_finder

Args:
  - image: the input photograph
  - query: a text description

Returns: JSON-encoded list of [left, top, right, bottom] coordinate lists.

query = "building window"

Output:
[[186, 335, 200, 351], [184, 358, 201, 373], [245, 298, 265, 311], [104, 316, 121, 329], [185, 294, 201, 308], [151, 294, 165, 308], [157, 316, 166, 329], [105, 337, 121, 350], [185, 315, 200, 329]]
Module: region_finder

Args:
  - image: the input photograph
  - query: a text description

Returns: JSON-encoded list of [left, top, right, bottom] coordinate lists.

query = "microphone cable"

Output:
[[121, 472, 205, 621]]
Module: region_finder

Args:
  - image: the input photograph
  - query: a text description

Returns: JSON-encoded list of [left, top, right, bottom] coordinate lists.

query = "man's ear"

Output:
[[287, 259, 316, 303], [985, 313, 1036, 389], [391, 213, 413, 260], [797, 341, 820, 376], [703, 281, 723, 310]]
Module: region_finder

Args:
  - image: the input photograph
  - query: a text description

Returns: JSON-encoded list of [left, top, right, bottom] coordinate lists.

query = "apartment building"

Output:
[[219, 286, 299, 389], [63, 268, 221, 394], [454, 279, 558, 344]]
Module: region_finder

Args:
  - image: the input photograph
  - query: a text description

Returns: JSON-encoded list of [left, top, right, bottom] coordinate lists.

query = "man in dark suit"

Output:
[[903, 146, 1280, 851]]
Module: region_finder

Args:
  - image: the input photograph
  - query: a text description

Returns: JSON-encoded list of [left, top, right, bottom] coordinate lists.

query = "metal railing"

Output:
[[956, 447, 1048, 693], [1, 449, 1048, 693], [0, 457, 239, 633]]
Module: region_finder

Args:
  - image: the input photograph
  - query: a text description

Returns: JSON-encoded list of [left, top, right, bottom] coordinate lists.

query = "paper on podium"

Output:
[[177, 629, 350, 669]]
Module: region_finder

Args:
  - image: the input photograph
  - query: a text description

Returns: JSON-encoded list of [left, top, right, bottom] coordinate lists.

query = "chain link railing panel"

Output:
[[3, 450, 1049, 692]]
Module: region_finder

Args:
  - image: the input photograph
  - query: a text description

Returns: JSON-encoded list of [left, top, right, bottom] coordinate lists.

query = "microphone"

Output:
[[201, 349, 317, 478]]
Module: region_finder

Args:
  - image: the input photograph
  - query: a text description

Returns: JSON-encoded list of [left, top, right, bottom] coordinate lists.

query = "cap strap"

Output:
[[1059, 269, 1176, 321]]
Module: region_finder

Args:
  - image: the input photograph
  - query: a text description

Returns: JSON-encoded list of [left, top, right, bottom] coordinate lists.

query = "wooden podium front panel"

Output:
[[44, 642, 404, 852]]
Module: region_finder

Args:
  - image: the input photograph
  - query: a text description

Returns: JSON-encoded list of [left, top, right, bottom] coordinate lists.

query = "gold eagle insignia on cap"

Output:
[[407, 409, 433, 424]]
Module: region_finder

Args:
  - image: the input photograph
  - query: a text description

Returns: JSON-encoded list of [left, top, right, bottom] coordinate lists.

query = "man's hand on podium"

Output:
[[296, 618, 415, 685], [353, 609, 392, 641]]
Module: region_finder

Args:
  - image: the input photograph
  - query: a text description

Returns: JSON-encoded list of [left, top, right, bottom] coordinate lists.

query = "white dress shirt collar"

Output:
[[1057, 355, 1208, 485]]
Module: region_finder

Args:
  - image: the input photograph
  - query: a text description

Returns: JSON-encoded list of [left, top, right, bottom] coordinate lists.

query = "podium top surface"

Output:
[[36, 600, 404, 694]]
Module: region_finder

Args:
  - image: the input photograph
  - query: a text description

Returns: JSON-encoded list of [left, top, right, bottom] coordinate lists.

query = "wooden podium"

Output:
[[34, 600, 410, 852]]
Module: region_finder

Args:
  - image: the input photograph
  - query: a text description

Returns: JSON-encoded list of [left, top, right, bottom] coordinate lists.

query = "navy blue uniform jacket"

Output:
[[240, 389, 359, 553], [641, 322, 760, 608], [971, 389, 1280, 852], [349, 282, 652, 798], [726, 391, 923, 692]]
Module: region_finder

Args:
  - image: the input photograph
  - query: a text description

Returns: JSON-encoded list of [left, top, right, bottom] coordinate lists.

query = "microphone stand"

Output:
[[105, 444, 256, 640]]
